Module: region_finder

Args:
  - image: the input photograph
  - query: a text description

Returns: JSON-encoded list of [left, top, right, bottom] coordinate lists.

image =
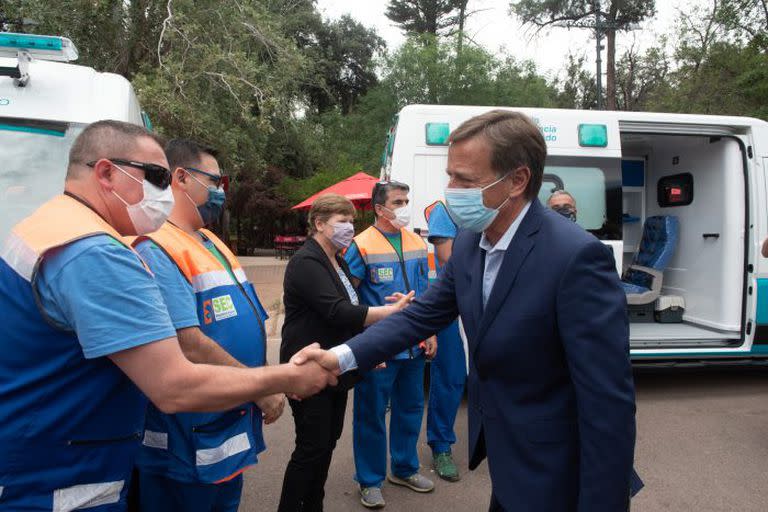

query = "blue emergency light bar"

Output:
[[0, 32, 78, 62]]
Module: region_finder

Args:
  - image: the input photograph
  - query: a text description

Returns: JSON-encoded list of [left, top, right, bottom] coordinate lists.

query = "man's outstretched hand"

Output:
[[284, 352, 339, 399], [290, 343, 341, 373]]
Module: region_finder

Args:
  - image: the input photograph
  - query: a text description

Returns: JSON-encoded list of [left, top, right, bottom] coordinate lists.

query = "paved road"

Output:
[[239, 338, 768, 510], [240, 259, 768, 511]]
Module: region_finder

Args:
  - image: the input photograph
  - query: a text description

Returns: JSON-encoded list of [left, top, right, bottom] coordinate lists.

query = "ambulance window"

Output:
[[0, 119, 84, 240], [539, 166, 607, 230]]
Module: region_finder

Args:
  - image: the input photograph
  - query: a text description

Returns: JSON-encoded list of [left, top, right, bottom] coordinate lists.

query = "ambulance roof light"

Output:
[[0, 32, 78, 62]]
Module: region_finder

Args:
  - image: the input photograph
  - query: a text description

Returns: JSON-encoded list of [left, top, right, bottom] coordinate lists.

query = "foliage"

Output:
[[381, 34, 558, 107], [510, 0, 656, 109], [385, 0, 467, 36], [2, 0, 766, 250]]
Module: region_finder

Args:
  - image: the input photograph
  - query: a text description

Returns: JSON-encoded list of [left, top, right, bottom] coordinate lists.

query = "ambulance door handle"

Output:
[[702, 233, 720, 239]]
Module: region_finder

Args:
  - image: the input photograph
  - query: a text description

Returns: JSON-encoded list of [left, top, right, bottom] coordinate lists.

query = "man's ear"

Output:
[[92, 159, 115, 191], [509, 166, 531, 198], [174, 167, 188, 187]]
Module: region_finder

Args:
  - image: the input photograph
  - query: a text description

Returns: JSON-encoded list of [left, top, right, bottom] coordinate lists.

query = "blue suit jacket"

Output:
[[346, 199, 636, 511]]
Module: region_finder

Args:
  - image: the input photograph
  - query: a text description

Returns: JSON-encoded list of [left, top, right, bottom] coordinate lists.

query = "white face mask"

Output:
[[112, 164, 175, 235], [382, 205, 411, 229]]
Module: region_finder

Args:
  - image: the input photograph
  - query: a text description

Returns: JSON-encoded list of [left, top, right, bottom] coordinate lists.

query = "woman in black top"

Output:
[[278, 194, 411, 512]]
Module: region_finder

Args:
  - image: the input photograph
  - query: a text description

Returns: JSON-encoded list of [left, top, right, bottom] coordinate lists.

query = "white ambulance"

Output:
[[382, 104, 768, 364], [0, 32, 150, 240]]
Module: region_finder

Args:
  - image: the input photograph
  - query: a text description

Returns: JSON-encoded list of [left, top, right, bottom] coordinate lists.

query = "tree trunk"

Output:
[[457, 0, 468, 57], [605, 0, 618, 110], [606, 28, 616, 110]]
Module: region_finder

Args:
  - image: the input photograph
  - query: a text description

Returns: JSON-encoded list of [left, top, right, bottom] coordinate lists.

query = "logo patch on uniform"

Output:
[[202, 299, 213, 325], [211, 295, 238, 321], [372, 267, 394, 283]]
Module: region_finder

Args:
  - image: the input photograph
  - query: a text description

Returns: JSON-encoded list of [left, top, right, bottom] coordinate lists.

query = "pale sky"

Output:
[[316, 0, 709, 80]]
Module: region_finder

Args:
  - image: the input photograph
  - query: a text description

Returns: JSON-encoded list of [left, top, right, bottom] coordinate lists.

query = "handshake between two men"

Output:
[[286, 289, 419, 399]]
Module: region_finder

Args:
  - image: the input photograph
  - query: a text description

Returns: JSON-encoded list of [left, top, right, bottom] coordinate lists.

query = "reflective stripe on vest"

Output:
[[134, 223, 266, 484], [1, 194, 134, 282], [0, 194, 147, 510]]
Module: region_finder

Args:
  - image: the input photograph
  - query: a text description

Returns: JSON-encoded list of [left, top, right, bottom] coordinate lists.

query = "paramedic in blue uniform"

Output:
[[424, 200, 466, 482], [344, 181, 436, 509], [132, 139, 284, 512], [0, 120, 336, 512]]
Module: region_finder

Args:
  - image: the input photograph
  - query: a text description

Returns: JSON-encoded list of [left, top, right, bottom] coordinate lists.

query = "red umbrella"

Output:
[[292, 172, 379, 211]]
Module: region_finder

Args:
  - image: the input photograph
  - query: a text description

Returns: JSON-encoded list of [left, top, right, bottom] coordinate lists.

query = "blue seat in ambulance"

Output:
[[621, 216, 679, 306]]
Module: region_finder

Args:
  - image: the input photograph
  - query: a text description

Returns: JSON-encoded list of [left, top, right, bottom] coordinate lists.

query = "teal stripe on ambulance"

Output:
[[756, 278, 768, 324]]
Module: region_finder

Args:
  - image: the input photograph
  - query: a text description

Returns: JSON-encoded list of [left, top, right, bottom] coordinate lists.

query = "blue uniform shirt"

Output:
[[37, 235, 176, 358], [344, 241, 366, 284], [427, 202, 457, 276], [427, 202, 457, 241], [134, 239, 200, 330]]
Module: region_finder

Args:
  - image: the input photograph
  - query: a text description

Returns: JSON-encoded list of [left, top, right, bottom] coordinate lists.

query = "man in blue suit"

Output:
[[293, 109, 637, 511]]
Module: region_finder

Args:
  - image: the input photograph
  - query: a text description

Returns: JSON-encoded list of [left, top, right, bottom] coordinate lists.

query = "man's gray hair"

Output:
[[67, 120, 163, 178], [548, 190, 576, 205]]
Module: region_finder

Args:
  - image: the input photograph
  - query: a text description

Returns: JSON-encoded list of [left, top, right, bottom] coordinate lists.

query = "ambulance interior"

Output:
[[541, 133, 746, 348], [621, 133, 745, 348]]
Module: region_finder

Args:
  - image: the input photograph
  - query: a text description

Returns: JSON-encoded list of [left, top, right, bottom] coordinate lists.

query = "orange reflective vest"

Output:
[[351, 226, 429, 359], [134, 222, 267, 484]]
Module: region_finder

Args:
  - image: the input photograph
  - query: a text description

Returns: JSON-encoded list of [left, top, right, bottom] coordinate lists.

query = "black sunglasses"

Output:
[[184, 167, 230, 192], [87, 158, 172, 190]]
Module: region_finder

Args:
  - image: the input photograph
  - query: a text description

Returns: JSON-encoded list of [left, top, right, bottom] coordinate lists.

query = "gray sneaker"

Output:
[[386, 473, 435, 493], [360, 486, 386, 509]]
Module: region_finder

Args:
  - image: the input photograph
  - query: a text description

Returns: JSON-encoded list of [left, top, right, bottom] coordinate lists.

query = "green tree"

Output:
[[381, 34, 557, 107], [3, 0, 167, 78], [385, 0, 471, 36], [510, 0, 656, 110], [642, 1, 767, 119], [614, 41, 669, 111], [716, 0, 768, 49], [304, 15, 386, 115], [554, 53, 598, 109]]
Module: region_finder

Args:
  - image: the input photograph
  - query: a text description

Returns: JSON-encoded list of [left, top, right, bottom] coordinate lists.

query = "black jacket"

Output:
[[279, 237, 369, 364]]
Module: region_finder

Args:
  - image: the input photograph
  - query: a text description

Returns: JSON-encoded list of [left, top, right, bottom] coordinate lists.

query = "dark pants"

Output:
[[278, 388, 348, 512], [139, 472, 243, 512]]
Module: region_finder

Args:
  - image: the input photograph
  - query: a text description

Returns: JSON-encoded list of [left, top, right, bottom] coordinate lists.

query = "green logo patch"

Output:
[[212, 294, 238, 321], [375, 267, 394, 282]]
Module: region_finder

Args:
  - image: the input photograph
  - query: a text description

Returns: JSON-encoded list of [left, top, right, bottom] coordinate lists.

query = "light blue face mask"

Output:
[[444, 174, 510, 232], [187, 173, 226, 226]]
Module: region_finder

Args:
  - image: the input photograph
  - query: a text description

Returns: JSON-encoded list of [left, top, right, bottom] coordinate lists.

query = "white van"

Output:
[[0, 32, 149, 240], [382, 104, 768, 364]]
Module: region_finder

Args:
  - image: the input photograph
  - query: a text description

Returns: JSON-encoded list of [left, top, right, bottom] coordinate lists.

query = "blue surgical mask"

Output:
[[188, 173, 226, 226], [444, 175, 510, 232]]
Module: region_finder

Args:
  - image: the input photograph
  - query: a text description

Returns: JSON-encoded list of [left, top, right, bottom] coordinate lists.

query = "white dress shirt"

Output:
[[332, 201, 532, 373], [479, 201, 531, 308]]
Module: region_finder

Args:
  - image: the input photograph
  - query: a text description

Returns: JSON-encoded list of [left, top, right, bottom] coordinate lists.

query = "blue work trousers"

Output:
[[139, 472, 243, 512], [353, 354, 426, 488], [427, 320, 466, 454]]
